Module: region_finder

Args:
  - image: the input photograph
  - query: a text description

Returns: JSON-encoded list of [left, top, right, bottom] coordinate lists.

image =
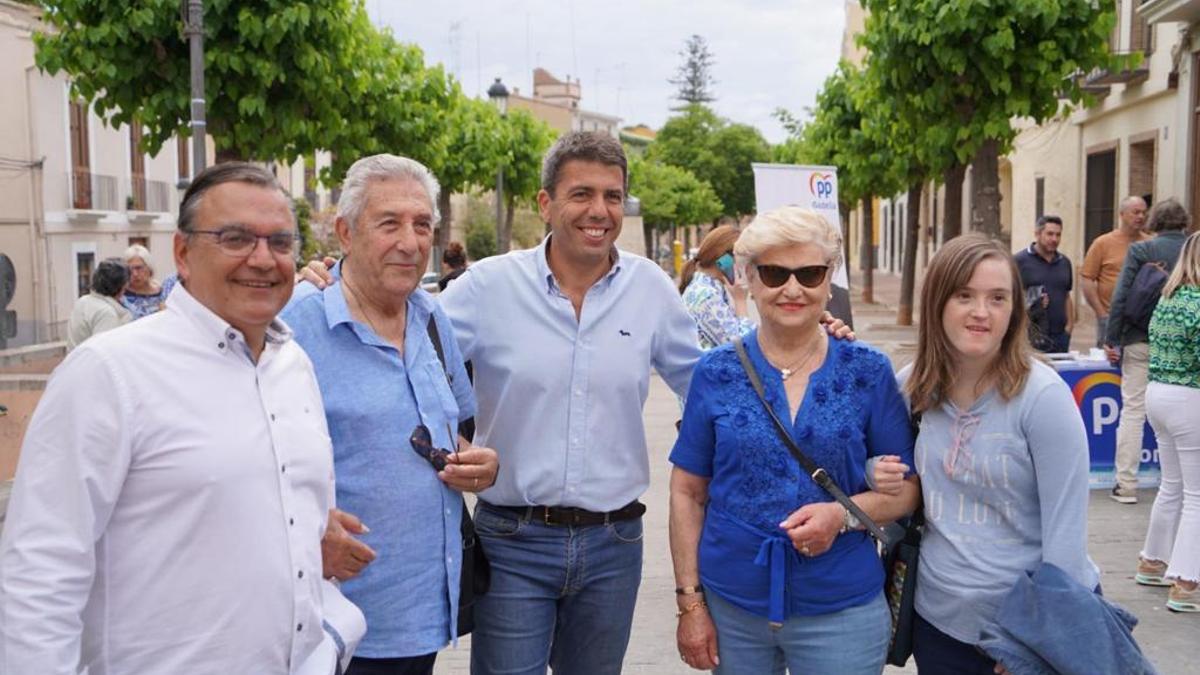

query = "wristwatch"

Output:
[[840, 505, 860, 534]]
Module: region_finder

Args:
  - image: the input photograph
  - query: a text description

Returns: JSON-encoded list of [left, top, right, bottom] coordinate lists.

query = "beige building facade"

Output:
[[0, 1, 201, 347]]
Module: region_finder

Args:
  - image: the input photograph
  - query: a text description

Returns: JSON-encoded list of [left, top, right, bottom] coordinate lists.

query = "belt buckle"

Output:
[[542, 506, 558, 526]]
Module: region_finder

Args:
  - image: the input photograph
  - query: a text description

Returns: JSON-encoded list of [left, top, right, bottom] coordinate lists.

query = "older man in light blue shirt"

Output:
[[440, 132, 701, 675], [285, 155, 497, 675]]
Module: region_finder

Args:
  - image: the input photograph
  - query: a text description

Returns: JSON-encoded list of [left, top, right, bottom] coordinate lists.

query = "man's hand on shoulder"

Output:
[[820, 311, 855, 341], [295, 256, 338, 288]]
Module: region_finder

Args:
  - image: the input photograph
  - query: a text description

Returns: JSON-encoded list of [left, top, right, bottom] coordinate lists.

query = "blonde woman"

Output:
[[669, 207, 919, 674], [1136, 230, 1200, 612]]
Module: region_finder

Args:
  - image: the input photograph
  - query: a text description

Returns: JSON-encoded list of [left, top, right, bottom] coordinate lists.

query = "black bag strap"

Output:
[[426, 315, 475, 442], [733, 337, 890, 545]]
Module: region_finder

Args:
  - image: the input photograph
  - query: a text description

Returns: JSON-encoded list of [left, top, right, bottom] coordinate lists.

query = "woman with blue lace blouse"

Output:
[[669, 207, 920, 674], [679, 225, 755, 350]]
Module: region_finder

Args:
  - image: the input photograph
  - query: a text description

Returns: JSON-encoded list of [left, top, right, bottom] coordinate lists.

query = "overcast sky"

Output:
[[367, 0, 846, 144]]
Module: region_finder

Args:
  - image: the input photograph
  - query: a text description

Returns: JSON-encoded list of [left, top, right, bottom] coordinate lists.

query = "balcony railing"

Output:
[[69, 171, 120, 211], [1084, 51, 1151, 87]]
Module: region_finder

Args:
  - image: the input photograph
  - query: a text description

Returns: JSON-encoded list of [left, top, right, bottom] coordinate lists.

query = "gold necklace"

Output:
[[764, 335, 825, 381]]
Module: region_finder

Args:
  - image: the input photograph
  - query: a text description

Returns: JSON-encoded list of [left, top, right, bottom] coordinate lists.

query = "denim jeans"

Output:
[[469, 503, 643, 675], [911, 611, 996, 675], [705, 589, 890, 675]]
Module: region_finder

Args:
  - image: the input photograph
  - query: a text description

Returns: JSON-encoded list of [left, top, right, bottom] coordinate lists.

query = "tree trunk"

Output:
[[898, 182, 923, 326], [435, 190, 453, 273], [970, 139, 1002, 238], [496, 199, 516, 254], [643, 220, 654, 259], [859, 196, 874, 304], [942, 163, 965, 241]]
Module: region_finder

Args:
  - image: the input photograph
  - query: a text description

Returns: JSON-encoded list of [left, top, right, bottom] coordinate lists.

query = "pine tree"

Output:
[[669, 35, 717, 107]]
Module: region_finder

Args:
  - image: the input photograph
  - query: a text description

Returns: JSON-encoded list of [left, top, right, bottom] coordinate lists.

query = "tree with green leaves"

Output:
[[495, 109, 557, 253], [628, 155, 722, 257], [788, 61, 904, 307], [648, 104, 769, 219], [426, 93, 505, 257], [669, 34, 717, 107], [860, 0, 1117, 237], [34, 0, 451, 177]]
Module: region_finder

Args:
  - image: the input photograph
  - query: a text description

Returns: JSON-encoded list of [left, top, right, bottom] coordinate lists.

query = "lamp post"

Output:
[[487, 77, 509, 253], [183, 0, 207, 179]]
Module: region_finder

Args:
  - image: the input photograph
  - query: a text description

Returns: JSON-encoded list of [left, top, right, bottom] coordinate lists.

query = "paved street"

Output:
[[435, 271, 1193, 674]]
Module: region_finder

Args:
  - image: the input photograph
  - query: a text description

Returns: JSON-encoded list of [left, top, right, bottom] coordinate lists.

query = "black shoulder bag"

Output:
[[731, 337, 888, 543], [880, 408, 923, 667], [426, 316, 490, 637], [732, 337, 921, 666]]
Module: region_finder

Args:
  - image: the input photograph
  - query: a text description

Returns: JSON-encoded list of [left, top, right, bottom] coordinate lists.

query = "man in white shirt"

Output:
[[0, 162, 361, 675]]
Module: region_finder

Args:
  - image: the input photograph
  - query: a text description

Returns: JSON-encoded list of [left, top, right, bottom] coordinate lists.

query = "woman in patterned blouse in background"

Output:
[[679, 225, 756, 350], [668, 207, 920, 674], [1137, 230, 1200, 613]]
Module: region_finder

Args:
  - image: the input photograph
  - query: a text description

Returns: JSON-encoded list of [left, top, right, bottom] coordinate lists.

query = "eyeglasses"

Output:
[[755, 264, 829, 289], [186, 228, 299, 257], [410, 424, 453, 471]]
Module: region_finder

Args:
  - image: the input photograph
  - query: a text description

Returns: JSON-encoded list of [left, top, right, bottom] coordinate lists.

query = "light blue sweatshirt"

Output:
[[896, 359, 1100, 645]]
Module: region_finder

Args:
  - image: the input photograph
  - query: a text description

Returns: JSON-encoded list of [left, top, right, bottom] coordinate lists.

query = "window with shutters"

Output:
[[69, 101, 91, 209]]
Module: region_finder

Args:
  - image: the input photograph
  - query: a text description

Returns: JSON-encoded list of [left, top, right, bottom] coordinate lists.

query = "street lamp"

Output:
[[487, 77, 509, 252], [183, 0, 207, 178]]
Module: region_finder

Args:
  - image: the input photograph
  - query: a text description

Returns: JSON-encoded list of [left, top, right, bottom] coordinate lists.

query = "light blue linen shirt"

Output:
[[282, 265, 476, 658], [439, 236, 702, 512]]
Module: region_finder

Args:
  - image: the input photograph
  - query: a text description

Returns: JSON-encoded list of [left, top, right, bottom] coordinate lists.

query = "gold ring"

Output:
[[800, 544, 811, 555], [473, 477, 479, 489]]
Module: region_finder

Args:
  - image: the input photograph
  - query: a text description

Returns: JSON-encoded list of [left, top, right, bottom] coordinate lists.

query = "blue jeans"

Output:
[[706, 589, 890, 675], [469, 503, 643, 675], [911, 611, 996, 675]]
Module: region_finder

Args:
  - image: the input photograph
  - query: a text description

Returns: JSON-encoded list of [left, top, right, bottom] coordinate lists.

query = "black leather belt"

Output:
[[482, 500, 646, 527]]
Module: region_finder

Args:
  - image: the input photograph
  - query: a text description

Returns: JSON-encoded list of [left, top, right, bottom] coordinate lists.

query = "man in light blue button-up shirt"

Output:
[[284, 155, 498, 675], [440, 132, 702, 675]]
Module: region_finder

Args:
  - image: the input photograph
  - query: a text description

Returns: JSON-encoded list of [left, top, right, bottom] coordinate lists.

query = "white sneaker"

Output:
[[1109, 486, 1138, 504]]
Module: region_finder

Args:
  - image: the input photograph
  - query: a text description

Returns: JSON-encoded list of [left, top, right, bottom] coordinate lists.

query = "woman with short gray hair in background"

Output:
[[122, 244, 175, 319]]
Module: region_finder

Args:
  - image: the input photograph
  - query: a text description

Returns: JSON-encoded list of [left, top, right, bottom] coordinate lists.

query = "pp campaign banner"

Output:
[[1055, 362, 1160, 488], [751, 163, 853, 326]]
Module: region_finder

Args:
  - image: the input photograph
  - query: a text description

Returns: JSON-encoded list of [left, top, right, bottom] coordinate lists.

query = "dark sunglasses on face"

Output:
[[410, 424, 453, 471], [755, 264, 829, 289]]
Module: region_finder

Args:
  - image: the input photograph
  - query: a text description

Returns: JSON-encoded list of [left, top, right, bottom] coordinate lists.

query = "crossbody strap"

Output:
[[733, 337, 890, 544], [426, 314, 476, 442]]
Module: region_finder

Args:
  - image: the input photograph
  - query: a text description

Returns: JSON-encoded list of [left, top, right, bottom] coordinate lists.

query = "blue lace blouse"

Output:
[[670, 331, 914, 621]]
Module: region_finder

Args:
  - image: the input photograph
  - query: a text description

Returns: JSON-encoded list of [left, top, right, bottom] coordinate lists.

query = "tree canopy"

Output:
[[628, 155, 722, 232], [648, 104, 769, 218], [34, 0, 453, 177], [859, 0, 1117, 235]]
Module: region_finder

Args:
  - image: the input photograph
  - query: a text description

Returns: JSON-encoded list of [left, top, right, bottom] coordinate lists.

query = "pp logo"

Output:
[[809, 173, 835, 200]]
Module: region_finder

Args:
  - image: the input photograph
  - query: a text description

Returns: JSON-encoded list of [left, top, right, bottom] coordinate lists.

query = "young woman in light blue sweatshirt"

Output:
[[875, 235, 1099, 674]]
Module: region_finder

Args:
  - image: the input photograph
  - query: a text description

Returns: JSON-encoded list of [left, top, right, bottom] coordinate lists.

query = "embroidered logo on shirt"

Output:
[[619, 330, 631, 337]]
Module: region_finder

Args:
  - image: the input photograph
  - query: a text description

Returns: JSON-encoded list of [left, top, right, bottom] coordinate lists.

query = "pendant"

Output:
[[781, 368, 793, 380]]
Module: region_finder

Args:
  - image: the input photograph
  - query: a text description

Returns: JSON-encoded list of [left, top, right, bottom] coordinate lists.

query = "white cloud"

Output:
[[368, 0, 844, 143]]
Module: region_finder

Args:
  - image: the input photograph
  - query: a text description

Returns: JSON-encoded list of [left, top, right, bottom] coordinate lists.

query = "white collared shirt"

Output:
[[0, 285, 341, 675]]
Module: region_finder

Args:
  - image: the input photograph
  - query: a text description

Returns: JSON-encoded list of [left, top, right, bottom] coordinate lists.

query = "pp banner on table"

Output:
[[1054, 361, 1160, 488], [751, 163, 853, 326]]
